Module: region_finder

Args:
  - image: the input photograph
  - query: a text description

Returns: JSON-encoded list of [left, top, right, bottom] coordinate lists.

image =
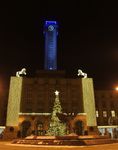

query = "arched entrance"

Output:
[[74, 120, 84, 135], [35, 120, 45, 136], [21, 120, 31, 138]]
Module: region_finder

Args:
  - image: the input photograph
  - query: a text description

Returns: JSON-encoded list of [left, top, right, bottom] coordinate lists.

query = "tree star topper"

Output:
[[55, 90, 59, 96]]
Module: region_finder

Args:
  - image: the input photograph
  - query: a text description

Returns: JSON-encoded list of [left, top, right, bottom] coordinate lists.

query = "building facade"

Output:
[[95, 90, 118, 126], [2, 74, 118, 139], [3, 71, 97, 139], [95, 90, 118, 137]]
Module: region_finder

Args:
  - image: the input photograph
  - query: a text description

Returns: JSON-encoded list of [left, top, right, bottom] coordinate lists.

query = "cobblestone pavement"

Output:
[[1, 141, 118, 150]]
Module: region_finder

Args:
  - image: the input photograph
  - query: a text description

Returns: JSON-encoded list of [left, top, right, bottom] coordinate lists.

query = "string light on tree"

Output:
[[46, 90, 66, 136]]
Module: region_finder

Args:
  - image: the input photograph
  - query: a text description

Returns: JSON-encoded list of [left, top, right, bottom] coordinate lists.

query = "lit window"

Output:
[[111, 110, 115, 117], [103, 111, 107, 117], [96, 110, 99, 117]]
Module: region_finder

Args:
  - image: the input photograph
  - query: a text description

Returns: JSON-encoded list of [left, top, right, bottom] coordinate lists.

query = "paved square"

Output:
[[1, 141, 118, 150]]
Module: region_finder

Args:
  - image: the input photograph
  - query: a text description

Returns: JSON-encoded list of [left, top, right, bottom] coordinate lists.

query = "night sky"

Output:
[[0, 1, 118, 90]]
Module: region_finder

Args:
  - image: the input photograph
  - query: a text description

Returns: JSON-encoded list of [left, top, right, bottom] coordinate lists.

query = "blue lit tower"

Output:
[[44, 21, 58, 70]]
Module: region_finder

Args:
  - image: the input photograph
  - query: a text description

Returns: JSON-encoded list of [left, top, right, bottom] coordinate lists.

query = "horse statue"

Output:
[[77, 69, 87, 78], [16, 68, 27, 77]]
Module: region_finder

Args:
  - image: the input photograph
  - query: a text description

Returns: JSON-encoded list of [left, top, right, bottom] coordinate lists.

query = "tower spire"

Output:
[[44, 21, 58, 70]]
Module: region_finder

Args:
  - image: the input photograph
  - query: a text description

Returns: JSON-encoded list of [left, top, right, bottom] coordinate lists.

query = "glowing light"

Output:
[[115, 87, 118, 91], [45, 21, 57, 26], [55, 90, 59, 96]]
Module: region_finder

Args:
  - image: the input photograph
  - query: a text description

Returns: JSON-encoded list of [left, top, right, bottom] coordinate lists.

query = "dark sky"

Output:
[[0, 1, 118, 89]]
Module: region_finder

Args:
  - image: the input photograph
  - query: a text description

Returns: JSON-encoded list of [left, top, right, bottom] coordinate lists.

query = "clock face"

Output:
[[48, 25, 54, 31]]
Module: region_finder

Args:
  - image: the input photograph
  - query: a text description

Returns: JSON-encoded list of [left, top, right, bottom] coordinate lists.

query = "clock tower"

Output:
[[44, 21, 58, 70]]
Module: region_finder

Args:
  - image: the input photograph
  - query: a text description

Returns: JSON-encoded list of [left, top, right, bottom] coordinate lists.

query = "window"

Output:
[[103, 111, 107, 117], [111, 110, 115, 117], [96, 110, 99, 117]]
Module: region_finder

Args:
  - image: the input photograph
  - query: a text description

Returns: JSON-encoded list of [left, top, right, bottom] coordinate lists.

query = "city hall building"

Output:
[[2, 21, 118, 139]]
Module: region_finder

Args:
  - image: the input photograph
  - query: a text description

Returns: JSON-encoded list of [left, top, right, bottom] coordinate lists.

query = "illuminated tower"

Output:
[[44, 21, 58, 70]]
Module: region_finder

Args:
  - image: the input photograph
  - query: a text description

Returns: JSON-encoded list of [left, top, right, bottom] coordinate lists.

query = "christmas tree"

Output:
[[46, 90, 67, 136]]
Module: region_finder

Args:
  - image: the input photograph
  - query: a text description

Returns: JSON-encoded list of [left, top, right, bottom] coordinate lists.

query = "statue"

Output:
[[16, 68, 27, 77], [77, 69, 87, 78]]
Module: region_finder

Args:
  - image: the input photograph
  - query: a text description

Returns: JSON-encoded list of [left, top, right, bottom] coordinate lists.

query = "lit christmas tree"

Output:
[[46, 90, 67, 136]]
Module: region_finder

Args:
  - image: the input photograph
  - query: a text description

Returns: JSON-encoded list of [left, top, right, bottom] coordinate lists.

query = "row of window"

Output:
[[96, 110, 116, 118]]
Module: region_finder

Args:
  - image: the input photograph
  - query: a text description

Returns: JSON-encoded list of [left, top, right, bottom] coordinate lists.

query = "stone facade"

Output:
[[95, 90, 118, 126], [3, 74, 97, 139]]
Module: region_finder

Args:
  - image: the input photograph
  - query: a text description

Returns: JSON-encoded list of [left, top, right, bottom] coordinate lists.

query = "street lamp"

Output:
[[115, 87, 118, 91]]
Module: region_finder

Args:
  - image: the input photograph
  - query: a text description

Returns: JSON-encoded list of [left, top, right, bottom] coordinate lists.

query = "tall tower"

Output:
[[44, 21, 58, 70]]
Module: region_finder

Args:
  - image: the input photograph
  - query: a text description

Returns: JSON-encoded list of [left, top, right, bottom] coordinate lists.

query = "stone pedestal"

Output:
[[81, 78, 97, 133], [3, 126, 19, 140], [4, 77, 23, 139]]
